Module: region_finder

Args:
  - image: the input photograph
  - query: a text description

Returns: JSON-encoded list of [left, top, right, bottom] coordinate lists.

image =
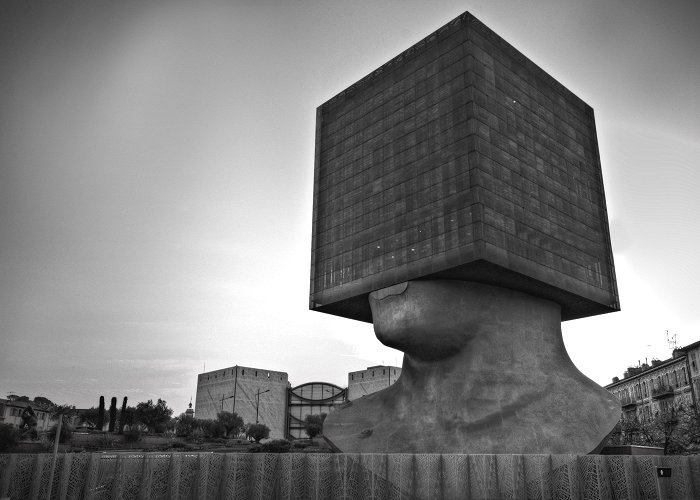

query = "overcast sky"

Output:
[[1, 0, 699, 413]]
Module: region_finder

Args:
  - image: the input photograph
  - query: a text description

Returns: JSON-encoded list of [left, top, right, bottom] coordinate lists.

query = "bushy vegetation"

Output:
[[133, 399, 173, 433], [123, 428, 141, 443], [0, 424, 20, 451], [606, 402, 700, 454], [47, 421, 73, 444], [304, 413, 327, 439], [260, 439, 291, 453], [245, 423, 270, 443]]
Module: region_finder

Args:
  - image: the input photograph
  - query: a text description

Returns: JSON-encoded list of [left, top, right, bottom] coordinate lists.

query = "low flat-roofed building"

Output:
[[194, 365, 289, 439], [348, 365, 402, 401]]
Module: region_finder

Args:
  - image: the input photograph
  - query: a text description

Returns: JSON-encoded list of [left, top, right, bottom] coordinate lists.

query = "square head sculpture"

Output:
[[310, 11, 619, 323]]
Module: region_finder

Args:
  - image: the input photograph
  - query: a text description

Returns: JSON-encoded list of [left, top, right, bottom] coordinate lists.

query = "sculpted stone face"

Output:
[[324, 279, 621, 454], [369, 281, 487, 361]]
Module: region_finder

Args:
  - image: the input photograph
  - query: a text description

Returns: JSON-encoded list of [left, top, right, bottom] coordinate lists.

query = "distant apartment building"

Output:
[[194, 365, 289, 439], [606, 340, 700, 420], [0, 398, 59, 432], [347, 365, 402, 401]]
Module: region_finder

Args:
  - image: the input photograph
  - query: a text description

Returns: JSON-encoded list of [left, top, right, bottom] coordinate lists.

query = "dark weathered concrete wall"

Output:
[[310, 12, 618, 322], [3, 452, 699, 499]]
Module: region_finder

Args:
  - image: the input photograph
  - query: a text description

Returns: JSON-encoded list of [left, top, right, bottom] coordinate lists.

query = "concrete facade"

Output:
[[0, 399, 58, 432], [194, 365, 289, 439], [310, 11, 618, 323], [606, 340, 700, 421], [347, 365, 401, 401]]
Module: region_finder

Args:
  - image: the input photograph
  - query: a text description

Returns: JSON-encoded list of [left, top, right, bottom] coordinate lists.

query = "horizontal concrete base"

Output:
[[2, 452, 699, 499]]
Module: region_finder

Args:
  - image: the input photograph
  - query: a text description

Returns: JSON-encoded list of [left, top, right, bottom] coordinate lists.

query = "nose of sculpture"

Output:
[[369, 280, 482, 360]]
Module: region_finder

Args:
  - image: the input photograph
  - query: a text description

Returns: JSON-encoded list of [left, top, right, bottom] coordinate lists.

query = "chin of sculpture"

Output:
[[324, 280, 619, 454]]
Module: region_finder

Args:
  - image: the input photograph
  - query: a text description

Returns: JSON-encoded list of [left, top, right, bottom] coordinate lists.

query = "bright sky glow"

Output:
[[1, 0, 699, 412]]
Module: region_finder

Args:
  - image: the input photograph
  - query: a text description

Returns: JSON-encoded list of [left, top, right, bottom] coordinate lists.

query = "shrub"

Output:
[[124, 429, 141, 443], [304, 413, 326, 439], [47, 421, 73, 444], [245, 423, 270, 443], [0, 424, 20, 451], [189, 428, 205, 443], [198, 419, 225, 439], [260, 439, 291, 453]]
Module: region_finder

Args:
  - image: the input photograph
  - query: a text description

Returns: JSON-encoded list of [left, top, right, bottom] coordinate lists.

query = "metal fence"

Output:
[[1, 452, 699, 499]]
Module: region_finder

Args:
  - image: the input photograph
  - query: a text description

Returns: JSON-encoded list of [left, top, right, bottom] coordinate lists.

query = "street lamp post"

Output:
[[255, 389, 270, 424]]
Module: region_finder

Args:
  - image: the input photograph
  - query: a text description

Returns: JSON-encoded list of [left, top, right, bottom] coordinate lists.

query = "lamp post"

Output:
[[255, 389, 270, 424]]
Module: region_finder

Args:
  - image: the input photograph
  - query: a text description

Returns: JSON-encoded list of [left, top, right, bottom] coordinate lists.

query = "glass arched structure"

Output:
[[287, 382, 347, 439]]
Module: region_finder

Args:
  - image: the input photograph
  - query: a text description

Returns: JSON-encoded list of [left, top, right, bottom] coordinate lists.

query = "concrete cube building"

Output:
[[347, 365, 402, 401], [310, 11, 618, 322], [195, 365, 289, 439]]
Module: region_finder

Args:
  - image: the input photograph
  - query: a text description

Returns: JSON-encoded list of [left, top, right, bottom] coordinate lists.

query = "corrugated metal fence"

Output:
[[1, 452, 699, 499]]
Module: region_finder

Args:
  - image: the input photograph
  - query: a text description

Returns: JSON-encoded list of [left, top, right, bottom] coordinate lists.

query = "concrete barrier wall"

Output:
[[1, 452, 699, 499]]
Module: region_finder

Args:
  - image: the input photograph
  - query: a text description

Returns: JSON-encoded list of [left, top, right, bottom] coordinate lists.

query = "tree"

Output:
[[133, 399, 173, 433], [47, 422, 73, 444], [7, 394, 30, 402], [198, 419, 225, 439], [47, 404, 77, 444], [108, 397, 117, 432], [217, 411, 244, 438], [304, 413, 327, 439], [119, 397, 128, 434], [49, 404, 77, 419], [97, 396, 105, 431], [606, 401, 700, 454], [174, 413, 198, 438], [246, 423, 270, 443], [0, 424, 20, 451], [78, 407, 101, 429], [33, 396, 55, 406]]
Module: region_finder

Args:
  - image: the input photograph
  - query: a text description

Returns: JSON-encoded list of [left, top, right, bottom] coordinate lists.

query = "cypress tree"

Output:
[[108, 397, 117, 432], [119, 396, 128, 434], [97, 396, 105, 431]]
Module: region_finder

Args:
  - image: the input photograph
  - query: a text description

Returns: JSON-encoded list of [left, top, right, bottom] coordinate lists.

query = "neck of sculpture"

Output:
[[395, 292, 571, 405]]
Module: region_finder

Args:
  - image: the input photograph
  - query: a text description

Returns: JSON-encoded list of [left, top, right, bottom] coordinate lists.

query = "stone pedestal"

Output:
[[324, 280, 619, 454]]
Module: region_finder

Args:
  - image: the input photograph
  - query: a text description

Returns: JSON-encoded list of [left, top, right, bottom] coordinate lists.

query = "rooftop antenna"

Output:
[[666, 330, 678, 351]]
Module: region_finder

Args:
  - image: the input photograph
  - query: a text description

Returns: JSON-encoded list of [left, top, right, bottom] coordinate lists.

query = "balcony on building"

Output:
[[619, 396, 638, 409], [651, 384, 675, 399]]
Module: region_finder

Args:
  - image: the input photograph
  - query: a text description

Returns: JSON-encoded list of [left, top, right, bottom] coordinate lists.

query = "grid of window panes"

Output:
[[287, 383, 346, 439]]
